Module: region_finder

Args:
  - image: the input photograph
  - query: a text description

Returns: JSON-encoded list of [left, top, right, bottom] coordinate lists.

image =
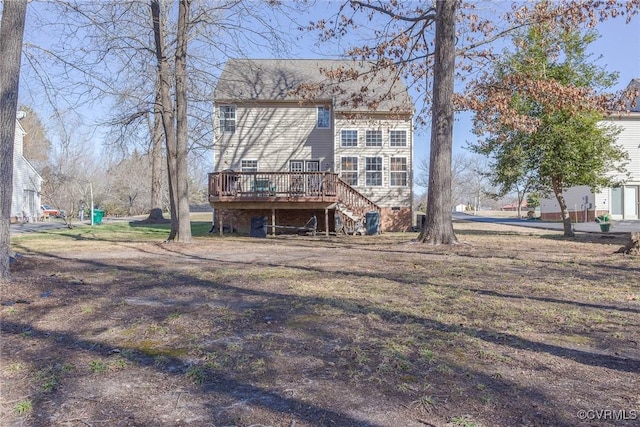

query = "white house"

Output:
[[11, 113, 43, 222], [209, 59, 414, 233], [540, 79, 640, 222]]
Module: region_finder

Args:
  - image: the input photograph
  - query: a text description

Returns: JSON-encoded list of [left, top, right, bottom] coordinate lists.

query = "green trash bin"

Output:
[[92, 209, 104, 225], [595, 214, 611, 232]]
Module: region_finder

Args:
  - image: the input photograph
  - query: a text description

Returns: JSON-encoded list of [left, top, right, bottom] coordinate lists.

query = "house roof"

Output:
[[622, 78, 640, 112], [214, 59, 413, 113]]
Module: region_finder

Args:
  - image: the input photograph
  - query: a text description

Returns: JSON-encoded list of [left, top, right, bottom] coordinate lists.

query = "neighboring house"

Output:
[[209, 59, 414, 234], [540, 79, 640, 222], [11, 112, 43, 222]]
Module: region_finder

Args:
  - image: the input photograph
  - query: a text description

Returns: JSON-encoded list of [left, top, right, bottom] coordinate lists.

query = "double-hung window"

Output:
[[341, 157, 358, 186], [365, 130, 383, 147], [241, 160, 258, 172], [317, 106, 330, 129], [390, 157, 408, 187], [219, 105, 236, 133], [389, 130, 407, 147], [341, 130, 358, 147], [365, 157, 383, 186]]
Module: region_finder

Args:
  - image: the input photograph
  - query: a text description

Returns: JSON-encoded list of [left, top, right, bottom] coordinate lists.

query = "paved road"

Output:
[[9, 219, 72, 235], [9, 217, 132, 235], [10, 213, 639, 235], [453, 212, 639, 233]]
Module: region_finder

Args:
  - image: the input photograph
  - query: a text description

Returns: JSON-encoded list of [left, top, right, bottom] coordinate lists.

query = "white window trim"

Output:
[[389, 129, 408, 147], [340, 129, 359, 147], [219, 105, 236, 134], [241, 159, 258, 172], [365, 156, 383, 187], [365, 129, 383, 147], [389, 156, 409, 187], [340, 156, 359, 186], [317, 106, 331, 129]]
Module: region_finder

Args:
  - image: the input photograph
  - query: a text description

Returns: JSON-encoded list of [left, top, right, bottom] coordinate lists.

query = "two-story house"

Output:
[[209, 59, 414, 235], [11, 112, 43, 223], [540, 79, 640, 221]]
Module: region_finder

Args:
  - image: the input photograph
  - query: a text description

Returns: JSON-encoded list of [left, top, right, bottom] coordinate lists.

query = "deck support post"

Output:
[[271, 208, 276, 236], [219, 210, 223, 236], [325, 208, 329, 236]]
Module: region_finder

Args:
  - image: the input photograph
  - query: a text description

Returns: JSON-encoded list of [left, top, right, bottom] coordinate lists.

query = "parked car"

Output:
[[41, 204, 66, 218]]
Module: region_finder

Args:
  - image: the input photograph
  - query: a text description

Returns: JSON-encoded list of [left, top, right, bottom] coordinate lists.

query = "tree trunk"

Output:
[[552, 176, 574, 237], [150, 78, 164, 212], [417, 0, 459, 245], [0, 0, 27, 282], [150, 0, 178, 240], [174, 0, 192, 243], [616, 232, 640, 256]]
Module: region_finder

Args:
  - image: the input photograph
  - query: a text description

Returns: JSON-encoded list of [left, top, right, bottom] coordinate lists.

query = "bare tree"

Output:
[[0, 0, 27, 281], [173, 0, 192, 242], [40, 119, 102, 226], [19, 0, 309, 240], [307, 1, 638, 244]]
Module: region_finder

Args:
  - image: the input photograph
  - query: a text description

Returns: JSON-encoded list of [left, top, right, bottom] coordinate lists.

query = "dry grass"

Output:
[[1, 220, 638, 427]]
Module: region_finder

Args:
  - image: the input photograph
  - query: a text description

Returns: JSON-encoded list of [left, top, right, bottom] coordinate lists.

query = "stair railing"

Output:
[[334, 177, 381, 233]]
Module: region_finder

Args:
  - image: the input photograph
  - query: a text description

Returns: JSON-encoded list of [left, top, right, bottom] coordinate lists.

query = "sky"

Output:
[[16, 1, 640, 189], [280, 3, 640, 191]]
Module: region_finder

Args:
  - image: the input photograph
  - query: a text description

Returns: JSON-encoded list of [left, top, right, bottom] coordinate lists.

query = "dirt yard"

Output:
[[1, 221, 639, 427]]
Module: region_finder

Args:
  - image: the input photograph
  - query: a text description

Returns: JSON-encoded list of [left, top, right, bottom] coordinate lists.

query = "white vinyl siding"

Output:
[[334, 115, 413, 208], [215, 103, 334, 172], [340, 156, 358, 186], [341, 129, 358, 147], [603, 115, 640, 181], [11, 120, 42, 219]]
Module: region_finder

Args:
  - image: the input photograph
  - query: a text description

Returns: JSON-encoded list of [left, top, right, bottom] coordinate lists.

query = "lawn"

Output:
[[1, 219, 638, 426]]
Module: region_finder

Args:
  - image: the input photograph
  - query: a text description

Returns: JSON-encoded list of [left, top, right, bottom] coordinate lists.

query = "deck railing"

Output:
[[209, 171, 382, 233], [209, 171, 338, 201]]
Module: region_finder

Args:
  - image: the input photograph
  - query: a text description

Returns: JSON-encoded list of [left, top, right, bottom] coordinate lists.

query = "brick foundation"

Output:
[[380, 207, 412, 232], [540, 210, 605, 222], [213, 209, 330, 235], [213, 206, 412, 235]]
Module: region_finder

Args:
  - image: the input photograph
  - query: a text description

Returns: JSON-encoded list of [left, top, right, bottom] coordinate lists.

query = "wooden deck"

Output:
[[208, 171, 339, 208]]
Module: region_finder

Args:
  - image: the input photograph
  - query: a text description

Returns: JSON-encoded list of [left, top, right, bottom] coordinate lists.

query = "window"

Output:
[[289, 160, 304, 173], [390, 157, 408, 186], [341, 157, 358, 186], [365, 157, 383, 186], [241, 160, 258, 172], [219, 105, 236, 133], [341, 130, 358, 147], [365, 130, 383, 147], [317, 106, 330, 129], [390, 130, 407, 147]]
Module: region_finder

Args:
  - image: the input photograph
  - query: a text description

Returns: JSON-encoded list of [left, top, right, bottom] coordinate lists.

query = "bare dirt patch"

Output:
[[2, 222, 639, 426]]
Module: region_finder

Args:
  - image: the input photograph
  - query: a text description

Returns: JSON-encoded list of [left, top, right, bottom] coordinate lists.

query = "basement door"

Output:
[[624, 186, 638, 220]]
